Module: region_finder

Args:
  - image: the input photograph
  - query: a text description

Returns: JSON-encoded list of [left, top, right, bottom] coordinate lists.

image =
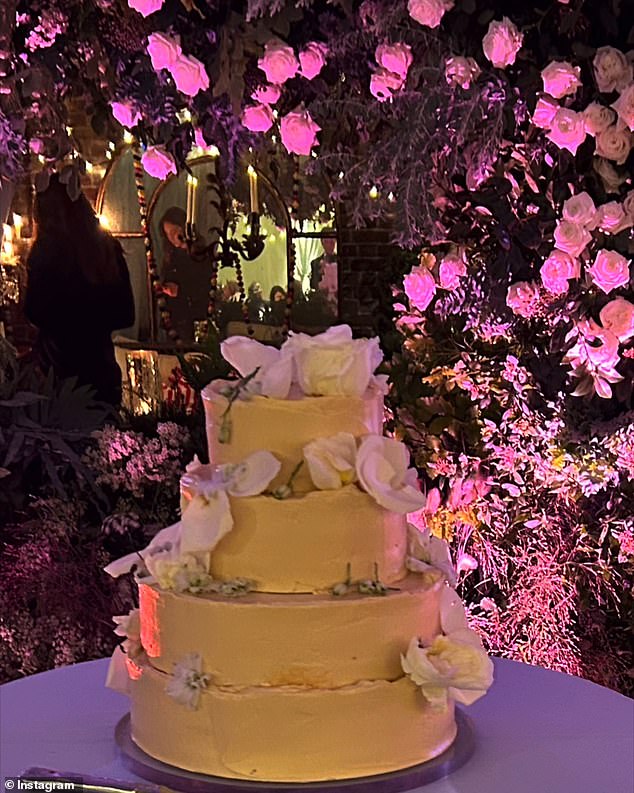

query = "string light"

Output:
[[98, 214, 110, 229], [123, 131, 134, 145], [369, 185, 379, 199]]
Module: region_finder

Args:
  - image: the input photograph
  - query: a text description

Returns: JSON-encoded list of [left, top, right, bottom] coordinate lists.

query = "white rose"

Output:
[[287, 325, 382, 397], [553, 220, 592, 257], [541, 60, 581, 99], [356, 435, 426, 514], [562, 191, 598, 228], [587, 249, 631, 294], [596, 201, 632, 235], [407, 0, 453, 29], [303, 432, 357, 490], [482, 17, 523, 69], [612, 84, 634, 132], [546, 108, 586, 154], [593, 157, 627, 194], [600, 297, 634, 342], [582, 102, 616, 136], [532, 94, 559, 129], [445, 56, 480, 89], [401, 632, 494, 709], [595, 123, 632, 165], [593, 46, 633, 93], [407, 523, 456, 586]]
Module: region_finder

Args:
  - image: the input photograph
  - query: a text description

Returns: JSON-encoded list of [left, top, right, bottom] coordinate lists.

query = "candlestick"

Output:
[[12, 214, 22, 239], [247, 165, 259, 214]]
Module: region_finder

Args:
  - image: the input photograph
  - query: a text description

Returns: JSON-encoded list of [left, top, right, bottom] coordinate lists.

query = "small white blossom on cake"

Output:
[[112, 608, 142, 655], [406, 524, 457, 586], [303, 432, 358, 489], [166, 653, 210, 710], [150, 553, 214, 593], [356, 436, 426, 513], [401, 630, 494, 709], [221, 337, 294, 398], [105, 646, 133, 695]]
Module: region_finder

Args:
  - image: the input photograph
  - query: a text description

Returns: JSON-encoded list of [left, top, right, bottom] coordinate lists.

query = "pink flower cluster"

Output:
[[370, 43, 413, 103], [147, 32, 209, 97], [403, 252, 467, 312]]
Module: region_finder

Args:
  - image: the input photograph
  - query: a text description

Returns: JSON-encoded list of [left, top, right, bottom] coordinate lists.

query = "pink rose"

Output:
[[241, 103, 274, 133], [279, 107, 320, 155], [600, 297, 634, 342], [546, 108, 586, 154], [404, 265, 436, 311], [553, 220, 592, 257], [587, 249, 631, 294], [540, 250, 578, 294], [612, 84, 634, 132], [596, 201, 632, 235], [593, 156, 627, 194], [370, 68, 404, 102], [170, 54, 209, 96], [111, 101, 140, 129], [376, 43, 413, 80], [141, 146, 177, 180], [532, 95, 559, 129], [439, 254, 467, 289], [445, 56, 480, 89], [258, 40, 299, 85], [128, 0, 163, 17], [623, 190, 634, 222], [562, 191, 598, 229], [252, 84, 281, 105], [582, 102, 616, 136], [147, 32, 182, 71], [595, 123, 632, 165], [407, 0, 453, 29], [482, 17, 523, 69], [541, 60, 581, 99], [506, 281, 540, 318], [299, 42, 328, 80], [593, 47, 633, 93]]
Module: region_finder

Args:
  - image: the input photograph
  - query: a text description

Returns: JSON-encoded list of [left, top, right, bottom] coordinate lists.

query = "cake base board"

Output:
[[115, 710, 475, 793]]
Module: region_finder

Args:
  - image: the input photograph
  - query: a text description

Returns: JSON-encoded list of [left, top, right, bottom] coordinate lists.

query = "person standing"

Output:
[[25, 174, 135, 406]]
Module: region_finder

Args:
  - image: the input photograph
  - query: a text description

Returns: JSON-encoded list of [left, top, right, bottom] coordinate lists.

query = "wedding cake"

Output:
[[105, 325, 493, 782]]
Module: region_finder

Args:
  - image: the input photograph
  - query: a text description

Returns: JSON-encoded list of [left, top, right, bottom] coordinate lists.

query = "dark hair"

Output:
[[270, 285, 286, 302], [30, 174, 121, 284]]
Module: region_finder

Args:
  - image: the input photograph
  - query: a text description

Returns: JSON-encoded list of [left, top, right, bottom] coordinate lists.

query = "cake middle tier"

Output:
[[138, 573, 442, 687], [210, 486, 407, 593], [202, 380, 383, 492]]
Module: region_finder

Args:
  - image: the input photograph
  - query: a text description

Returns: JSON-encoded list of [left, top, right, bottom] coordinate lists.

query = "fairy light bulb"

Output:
[[369, 185, 379, 199]]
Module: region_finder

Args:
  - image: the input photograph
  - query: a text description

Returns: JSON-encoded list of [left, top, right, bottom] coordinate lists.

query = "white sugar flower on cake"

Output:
[[406, 523, 457, 586], [355, 435, 426, 513], [104, 451, 281, 585], [166, 653, 210, 710], [303, 432, 358, 489], [221, 336, 294, 398], [286, 325, 384, 397], [112, 608, 141, 655]]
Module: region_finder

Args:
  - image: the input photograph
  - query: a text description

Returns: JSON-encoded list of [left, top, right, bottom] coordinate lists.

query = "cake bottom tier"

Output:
[[130, 661, 457, 783]]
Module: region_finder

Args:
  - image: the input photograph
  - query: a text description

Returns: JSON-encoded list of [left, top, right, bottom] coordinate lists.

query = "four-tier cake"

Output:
[[105, 325, 493, 782]]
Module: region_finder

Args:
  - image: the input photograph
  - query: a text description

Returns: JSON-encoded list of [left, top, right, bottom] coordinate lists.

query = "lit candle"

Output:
[[185, 174, 193, 226], [191, 176, 198, 225], [12, 214, 22, 239], [247, 165, 259, 214]]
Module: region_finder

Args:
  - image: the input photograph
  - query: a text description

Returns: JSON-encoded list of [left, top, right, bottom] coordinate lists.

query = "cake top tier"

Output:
[[202, 325, 387, 491]]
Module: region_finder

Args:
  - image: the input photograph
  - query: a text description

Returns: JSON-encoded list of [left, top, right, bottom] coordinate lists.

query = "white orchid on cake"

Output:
[[406, 523, 457, 586], [104, 451, 281, 590], [106, 607, 145, 696], [402, 585, 494, 710], [303, 432, 426, 514], [221, 336, 294, 398], [165, 653, 210, 710]]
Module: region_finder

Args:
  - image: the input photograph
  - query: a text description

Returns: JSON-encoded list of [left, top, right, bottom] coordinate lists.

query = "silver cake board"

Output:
[[115, 710, 475, 793]]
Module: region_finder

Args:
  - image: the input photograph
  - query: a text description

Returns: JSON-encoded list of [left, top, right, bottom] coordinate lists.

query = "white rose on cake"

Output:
[[401, 631, 494, 709], [303, 432, 357, 489], [356, 435, 426, 513], [288, 325, 383, 397]]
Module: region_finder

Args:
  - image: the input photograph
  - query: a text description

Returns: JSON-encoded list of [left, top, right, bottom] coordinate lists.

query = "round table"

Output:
[[1, 658, 632, 793]]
